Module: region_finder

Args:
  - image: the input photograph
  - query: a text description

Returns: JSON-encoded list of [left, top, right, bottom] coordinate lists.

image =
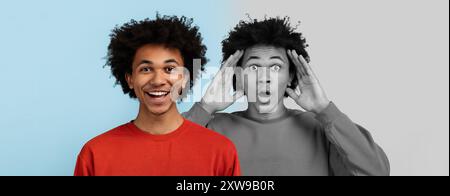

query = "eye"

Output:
[[165, 66, 176, 74], [270, 65, 281, 72], [248, 65, 258, 71], [140, 67, 152, 73]]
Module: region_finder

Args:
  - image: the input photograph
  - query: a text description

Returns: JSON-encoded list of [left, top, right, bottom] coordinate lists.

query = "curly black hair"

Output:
[[106, 14, 208, 98], [222, 16, 310, 95]]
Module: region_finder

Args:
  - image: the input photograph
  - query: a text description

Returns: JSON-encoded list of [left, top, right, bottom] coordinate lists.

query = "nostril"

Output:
[[257, 80, 271, 84]]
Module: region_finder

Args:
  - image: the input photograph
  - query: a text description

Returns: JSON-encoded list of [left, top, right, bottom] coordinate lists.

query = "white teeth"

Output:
[[147, 91, 169, 96]]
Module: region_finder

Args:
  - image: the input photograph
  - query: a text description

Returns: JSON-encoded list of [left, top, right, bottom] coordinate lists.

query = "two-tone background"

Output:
[[0, 0, 448, 176]]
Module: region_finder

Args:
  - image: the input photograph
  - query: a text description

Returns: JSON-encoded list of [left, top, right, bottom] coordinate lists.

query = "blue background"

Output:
[[0, 0, 236, 175]]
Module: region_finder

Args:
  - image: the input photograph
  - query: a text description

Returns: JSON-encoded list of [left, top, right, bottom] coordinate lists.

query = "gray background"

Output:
[[226, 0, 449, 176]]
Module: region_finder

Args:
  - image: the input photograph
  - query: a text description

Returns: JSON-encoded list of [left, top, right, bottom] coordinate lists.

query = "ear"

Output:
[[181, 78, 188, 90], [180, 71, 189, 89], [125, 73, 133, 90]]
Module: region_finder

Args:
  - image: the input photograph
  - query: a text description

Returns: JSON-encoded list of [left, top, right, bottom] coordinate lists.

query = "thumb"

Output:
[[233, 90, 245, 102], [286, 88, 299, 100]]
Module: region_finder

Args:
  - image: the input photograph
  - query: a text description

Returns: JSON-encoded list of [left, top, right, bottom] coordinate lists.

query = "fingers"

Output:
[[287, 49, 305, 80], [219, 50, 242, 80], [229, 50, 243, 74], [291, 50, 309, 77], [223, 50, 244, 69], [285, 88, 299, 100], [297, 53, 314, 76], [215, 50, 240, 79], [232, 50, 244, 68], [221, 51, 236, 68], [224, 50, 244, 87], [211, 50, 244, 101]]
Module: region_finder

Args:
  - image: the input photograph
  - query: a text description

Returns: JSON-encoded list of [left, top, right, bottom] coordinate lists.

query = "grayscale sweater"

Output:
[[183, 102, 390, 176]]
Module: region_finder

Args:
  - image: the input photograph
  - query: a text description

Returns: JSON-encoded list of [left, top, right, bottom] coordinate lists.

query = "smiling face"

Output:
[[126, 44, 186, 116], [240, 45, 293, 113]]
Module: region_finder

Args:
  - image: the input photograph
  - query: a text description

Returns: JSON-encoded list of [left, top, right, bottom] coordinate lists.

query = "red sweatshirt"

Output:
[[74, 119, 240, 176]]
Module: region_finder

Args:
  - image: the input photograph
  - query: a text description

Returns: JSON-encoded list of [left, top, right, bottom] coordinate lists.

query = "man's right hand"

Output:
[[200, 50, 244, 114]]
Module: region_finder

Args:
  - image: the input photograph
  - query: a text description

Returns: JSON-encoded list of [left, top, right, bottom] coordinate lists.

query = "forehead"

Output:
[[243, 45, 287, 62], [134, 44, 183, 61]]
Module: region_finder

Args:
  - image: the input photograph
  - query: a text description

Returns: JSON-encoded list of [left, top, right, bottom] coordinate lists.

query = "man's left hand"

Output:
[[286, 49, 330, 114]]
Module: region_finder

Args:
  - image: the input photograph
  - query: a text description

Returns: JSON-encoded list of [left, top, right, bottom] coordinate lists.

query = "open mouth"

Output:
[[258, 85, 272, 97], [145, 91, 170, 98], [258, 90, 271, 97], [257, 88, 272, 104]]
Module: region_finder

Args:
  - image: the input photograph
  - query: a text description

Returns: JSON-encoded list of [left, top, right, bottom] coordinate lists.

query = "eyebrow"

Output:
[[269, 56, 284, 62], [138, 59, 180, 66], [164, 59, 180, 65], [138, 60, 153, 65], [246, 56, 285, 62]]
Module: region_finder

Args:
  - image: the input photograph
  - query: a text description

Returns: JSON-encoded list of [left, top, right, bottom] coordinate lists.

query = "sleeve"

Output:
[[182, 102, 216, 127], [74, 146, 94, 176], [314, 102, 390, 176]]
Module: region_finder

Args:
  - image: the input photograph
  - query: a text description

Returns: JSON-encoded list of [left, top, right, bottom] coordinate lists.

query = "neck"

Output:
[[246, 99, 288, 122], [133, 103, 184, 135]]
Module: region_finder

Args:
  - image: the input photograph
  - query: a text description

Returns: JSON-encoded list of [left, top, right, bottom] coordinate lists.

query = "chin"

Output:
[[146, 103, 173, 116]]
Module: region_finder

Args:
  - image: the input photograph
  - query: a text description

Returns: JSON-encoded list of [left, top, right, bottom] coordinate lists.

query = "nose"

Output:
[[150, 70, 167, 87], [257, 67, 271, 84]]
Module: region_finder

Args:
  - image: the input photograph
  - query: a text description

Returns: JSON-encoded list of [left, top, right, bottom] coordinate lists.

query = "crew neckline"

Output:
[[126, 119, 189, 141]]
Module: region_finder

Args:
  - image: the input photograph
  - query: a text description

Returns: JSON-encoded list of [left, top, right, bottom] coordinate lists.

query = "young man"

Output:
[[184, 17, 390, 176], [75, 15, 240, 176]]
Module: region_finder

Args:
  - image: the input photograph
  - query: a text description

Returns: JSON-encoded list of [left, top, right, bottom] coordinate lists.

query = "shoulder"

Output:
[[208, 110, 252, 126], [80, 123, 131, 153], [212, 112, 239, 123], [286, 109, 323, 130]]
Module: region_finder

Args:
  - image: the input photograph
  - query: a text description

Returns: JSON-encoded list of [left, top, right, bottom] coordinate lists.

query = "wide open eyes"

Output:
[[248, 64, 258, 71], [270, 64, 281, 72], [247, 64, 281, 72]]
